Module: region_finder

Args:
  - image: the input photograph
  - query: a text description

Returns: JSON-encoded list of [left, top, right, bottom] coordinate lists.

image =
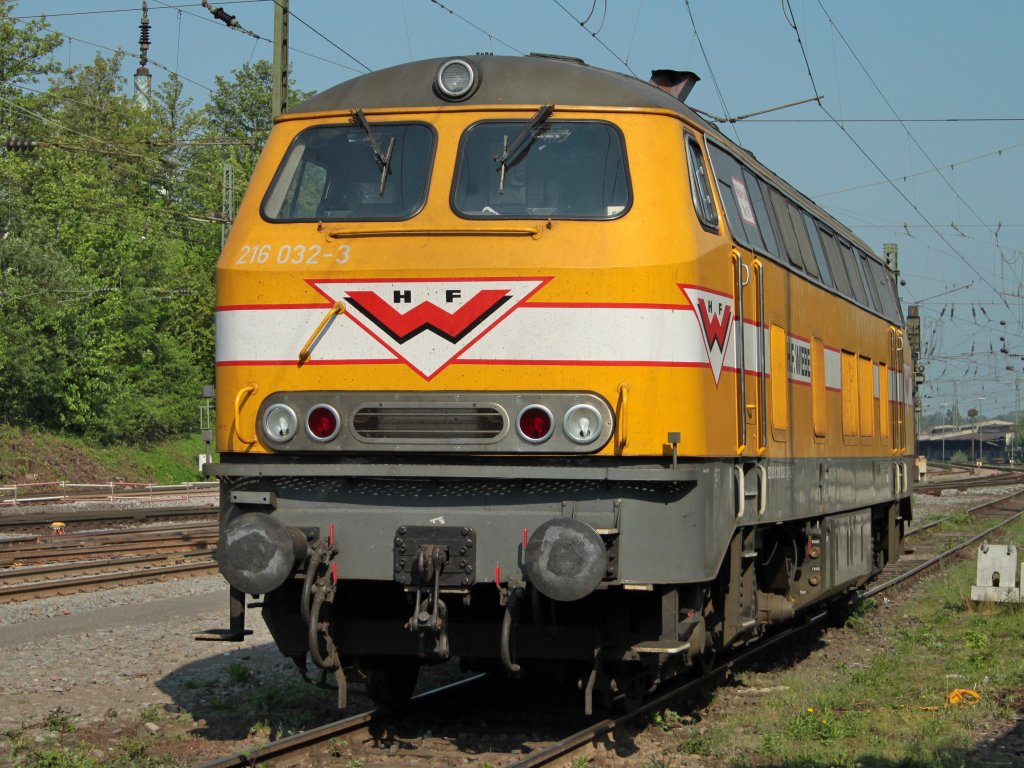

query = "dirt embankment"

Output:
[[0, 429, 117, 485]]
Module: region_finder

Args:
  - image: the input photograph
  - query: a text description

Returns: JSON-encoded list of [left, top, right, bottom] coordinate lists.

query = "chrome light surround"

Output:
[[563, 403, 603, 444], [515, 404, 555, 444], [435, 58, 478, 101], [305, 403, 342, 442], [263, 403, 298, 443]]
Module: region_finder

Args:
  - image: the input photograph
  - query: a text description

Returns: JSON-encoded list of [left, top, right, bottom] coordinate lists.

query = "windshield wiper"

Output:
[[353, 109, 394, 195], [493, 104, 554, 194]]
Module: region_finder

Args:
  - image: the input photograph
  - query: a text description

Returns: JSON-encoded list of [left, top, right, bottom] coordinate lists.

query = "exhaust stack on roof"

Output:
[[649, 70, 700, 102]]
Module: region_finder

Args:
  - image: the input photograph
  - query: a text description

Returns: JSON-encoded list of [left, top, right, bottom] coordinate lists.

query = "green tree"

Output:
[[0, 29, 306, 443], [1, 50, 211, 441]]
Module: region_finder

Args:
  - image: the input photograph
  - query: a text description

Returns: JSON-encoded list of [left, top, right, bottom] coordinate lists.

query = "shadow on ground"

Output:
[[155, 641, 344, 741]]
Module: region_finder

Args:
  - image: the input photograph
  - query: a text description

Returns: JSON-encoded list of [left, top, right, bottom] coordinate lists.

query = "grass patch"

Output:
[[196, 677, 336, 740], [668, 515, 1024, 766], [225, 662, 251, 684], [43, 708, 77, 734]]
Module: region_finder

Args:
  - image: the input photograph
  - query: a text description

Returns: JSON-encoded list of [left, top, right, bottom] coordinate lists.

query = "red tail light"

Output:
[[517, 405, 553, 442], [307, 405, 340, 441]]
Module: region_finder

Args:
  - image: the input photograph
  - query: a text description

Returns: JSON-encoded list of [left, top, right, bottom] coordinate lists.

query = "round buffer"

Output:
[[524, 518, 608, 602]]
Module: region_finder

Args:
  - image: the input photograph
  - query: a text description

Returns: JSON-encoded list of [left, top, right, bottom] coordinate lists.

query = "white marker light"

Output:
[[263, 403, 298, 442], [563, 404, 602, 444]]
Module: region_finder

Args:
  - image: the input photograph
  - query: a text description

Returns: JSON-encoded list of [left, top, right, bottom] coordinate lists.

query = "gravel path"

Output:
[[0, 575, 295, 732]]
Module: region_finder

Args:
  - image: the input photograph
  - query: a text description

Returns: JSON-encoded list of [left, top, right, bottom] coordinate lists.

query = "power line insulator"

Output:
[[4, 138, 40, 152], [202, 0, 239, 29]]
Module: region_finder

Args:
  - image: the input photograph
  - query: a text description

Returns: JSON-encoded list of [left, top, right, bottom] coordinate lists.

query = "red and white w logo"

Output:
[[680, 285, 735, 385], [308, 278, 549, 379]]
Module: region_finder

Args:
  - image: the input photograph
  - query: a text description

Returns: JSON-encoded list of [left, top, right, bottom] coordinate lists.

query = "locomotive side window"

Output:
[[685, 135, 719, 228], [818, 228, 854, 299], [839, 239, 870, 307], [452, 121, 629, 219], [786, 203, 820, 280], [802, 213, 833, 286], [857, 249, 883, 311], [865, 257, 900, 319], [767, 186, 805, 272], [706, 143, 764, 251], [262, 122, 435, 221], [746, 172, 780, 259]]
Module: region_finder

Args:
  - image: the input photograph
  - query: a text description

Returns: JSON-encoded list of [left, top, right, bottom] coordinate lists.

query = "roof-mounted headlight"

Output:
[[435, 59, 479, 101]]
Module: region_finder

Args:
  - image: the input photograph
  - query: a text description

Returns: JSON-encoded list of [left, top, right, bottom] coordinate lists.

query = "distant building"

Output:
[[916, 420, 1015, 463]]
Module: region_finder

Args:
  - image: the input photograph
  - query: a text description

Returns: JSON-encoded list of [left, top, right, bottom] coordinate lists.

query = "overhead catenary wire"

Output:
[[11, 1, 268, 20], [550, 0, 637, 78], [815, 139, 1024, 199], [683, 0, 738, 143], [812, 0, 997, 244], [138, 2, 367, 77], [427, 0, 525, 56], [781, 0, 1010, 313], [267, 0, 373, 73]]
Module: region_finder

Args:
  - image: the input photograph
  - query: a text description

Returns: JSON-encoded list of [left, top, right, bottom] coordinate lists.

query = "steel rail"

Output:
[[507, 609, 831, 768], [862, 513, 1024, 599], [0, 553, 170, 579], [905, 487, 1024, 539], [193, 674, 489, 768], [0, 534, 218, 566], [919, 476, 1024, 492], [0, 521, 217, 549], [0, 504, 216, 529], [0, 558, 217, 601]]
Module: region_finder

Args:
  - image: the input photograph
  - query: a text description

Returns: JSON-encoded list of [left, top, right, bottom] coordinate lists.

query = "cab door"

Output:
[[731, 248, 766, 457]]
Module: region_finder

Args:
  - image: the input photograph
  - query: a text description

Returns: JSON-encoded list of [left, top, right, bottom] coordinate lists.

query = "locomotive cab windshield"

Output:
[[453, 119, 629, 219], [262, 121, 435, 221]]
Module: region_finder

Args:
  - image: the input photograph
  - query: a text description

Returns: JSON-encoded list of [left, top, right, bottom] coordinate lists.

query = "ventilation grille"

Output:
[[352, 404, 506, 442]]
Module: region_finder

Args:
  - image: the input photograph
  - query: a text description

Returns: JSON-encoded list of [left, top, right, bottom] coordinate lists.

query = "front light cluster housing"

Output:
[[256, 391, 614, 454]]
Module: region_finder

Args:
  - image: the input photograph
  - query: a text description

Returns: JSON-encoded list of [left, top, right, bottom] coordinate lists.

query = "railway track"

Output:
[[916, 463, 1024, 494], [0, 503, 216, 534], [0, 516, 219, 602], [192, 486, 1024, 768]]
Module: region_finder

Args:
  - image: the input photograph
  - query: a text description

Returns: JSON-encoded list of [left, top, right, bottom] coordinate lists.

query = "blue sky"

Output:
[[13, 0, 1024, 419]]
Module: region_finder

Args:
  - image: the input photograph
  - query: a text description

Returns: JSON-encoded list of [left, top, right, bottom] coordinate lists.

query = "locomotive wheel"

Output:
[[364, 657, 421, 712]]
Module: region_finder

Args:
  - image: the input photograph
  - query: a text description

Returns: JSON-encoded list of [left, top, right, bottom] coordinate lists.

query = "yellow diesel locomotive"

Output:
[[206, 54, 913, 712]]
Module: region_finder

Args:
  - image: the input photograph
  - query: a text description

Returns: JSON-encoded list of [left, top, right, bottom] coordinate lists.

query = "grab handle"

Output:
[[233, 384, 259, 446], [617, 383, 629, 451]]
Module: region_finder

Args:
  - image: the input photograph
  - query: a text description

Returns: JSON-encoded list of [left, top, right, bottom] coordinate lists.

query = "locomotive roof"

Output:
[[292, 54, 704, 118], [290, 54, 878, 260]]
